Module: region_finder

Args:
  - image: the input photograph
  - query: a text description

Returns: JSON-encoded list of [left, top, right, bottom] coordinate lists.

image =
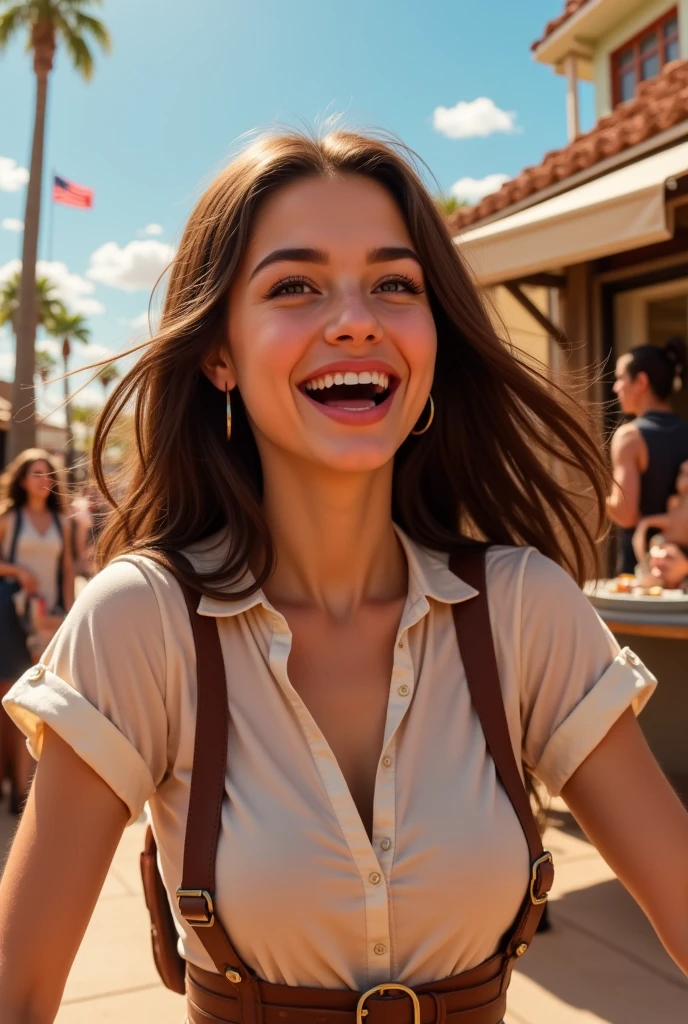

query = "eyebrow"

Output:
[[248, 245, 421, 280]]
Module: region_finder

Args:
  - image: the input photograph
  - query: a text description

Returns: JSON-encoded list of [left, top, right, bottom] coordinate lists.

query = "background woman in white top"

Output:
[[0, 130, 686, 1022], [0, 448, 74, 812]]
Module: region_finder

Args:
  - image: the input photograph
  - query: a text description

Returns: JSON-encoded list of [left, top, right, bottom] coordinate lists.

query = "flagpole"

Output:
[[47, 168, 55, 263]]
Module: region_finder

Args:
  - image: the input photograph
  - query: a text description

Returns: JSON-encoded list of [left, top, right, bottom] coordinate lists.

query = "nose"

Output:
[[323, 290, 383, 348]]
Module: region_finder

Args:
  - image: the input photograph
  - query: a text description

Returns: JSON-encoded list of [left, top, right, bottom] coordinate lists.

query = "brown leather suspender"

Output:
[[172, 545, 553, 999], [449, 548, 553, 962]]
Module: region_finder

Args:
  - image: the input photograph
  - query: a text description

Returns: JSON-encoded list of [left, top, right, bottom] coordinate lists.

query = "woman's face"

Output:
[[613, 354, 643, 416], [21, 460, 54, 501], [225, 173, 437, 474]]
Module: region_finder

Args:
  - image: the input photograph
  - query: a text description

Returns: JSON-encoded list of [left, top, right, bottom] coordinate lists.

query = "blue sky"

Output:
[[0, 0, 593, 422]]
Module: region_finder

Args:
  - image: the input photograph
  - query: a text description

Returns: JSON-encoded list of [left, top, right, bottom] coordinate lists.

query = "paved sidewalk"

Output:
[[1, 797, 687, 1022]]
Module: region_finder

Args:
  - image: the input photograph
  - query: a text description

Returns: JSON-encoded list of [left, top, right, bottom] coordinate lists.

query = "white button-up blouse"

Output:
[[3, 528, 655, 992]]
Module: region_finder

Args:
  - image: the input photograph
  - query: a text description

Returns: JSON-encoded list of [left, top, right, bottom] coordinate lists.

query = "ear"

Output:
[[635, 370, 651, 393], [201, 345, 237, 393]]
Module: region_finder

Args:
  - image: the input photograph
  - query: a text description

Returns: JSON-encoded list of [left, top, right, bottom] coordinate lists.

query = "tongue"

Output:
[[324, 397, 376, 410]]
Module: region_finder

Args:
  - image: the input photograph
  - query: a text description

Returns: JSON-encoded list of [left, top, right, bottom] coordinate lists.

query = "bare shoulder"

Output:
[[611, 421, 643, 453]]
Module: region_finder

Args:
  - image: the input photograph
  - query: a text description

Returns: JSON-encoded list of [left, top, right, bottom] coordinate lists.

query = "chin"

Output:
[[311, 440, 397, 474]]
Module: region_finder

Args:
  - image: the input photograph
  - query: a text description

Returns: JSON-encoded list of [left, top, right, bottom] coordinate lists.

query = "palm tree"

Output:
[[0, 270, 64, 331], [35, 345, 56, 384], [0, 0, 110, 459], [97, 361, 119, 395], [45, 307, 89, 471]]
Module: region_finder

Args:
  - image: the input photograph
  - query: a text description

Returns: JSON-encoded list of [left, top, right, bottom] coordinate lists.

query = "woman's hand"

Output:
[[15, 566, 39, 594]]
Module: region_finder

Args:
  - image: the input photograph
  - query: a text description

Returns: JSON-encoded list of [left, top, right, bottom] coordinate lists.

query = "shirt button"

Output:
[[374, 944, 386, 956], [369, 872, 381, 885], [27, 664, 46, 681], [380, 838, 391, 852], [398, 638, 404, 648], [627, 651, 639, 666], [398, 684, 410, 697], [382, 756, 393, 768]]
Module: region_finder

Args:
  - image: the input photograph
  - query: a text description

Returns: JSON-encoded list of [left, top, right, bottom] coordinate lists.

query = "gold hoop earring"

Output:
[[226, 387, 232, 441], [411, 394, 434, 436]]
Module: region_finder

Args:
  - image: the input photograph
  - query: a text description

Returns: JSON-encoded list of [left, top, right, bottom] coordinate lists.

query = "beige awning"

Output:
[[455, 141, 688, 286]]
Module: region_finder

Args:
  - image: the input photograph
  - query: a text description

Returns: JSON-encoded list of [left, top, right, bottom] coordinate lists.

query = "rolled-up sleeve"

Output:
[[2, 558, 169, 824], [519, 550, 657, 796]]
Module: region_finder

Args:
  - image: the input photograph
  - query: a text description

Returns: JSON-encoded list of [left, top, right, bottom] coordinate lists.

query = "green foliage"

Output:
[[98, 362, 119, 389], [35, 345, 56, 382], [0, 270, 65, 328], [435, 194, 466, 217], [0, 1, 111, 80], [45, 306, 90, 347]]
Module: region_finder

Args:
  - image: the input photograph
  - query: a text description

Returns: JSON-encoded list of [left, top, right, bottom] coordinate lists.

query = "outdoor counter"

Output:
[[586, 585, 688, 801]]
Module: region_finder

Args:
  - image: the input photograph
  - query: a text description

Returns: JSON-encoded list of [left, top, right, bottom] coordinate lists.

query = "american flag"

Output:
[[52, 175, 94, 209]]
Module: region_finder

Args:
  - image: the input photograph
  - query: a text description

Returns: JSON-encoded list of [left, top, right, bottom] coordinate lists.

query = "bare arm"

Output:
[[632, 513, 670, 561], [0, 728, 128, 1022], [562, 709, 688, 976], [606, 424, 644, 529]]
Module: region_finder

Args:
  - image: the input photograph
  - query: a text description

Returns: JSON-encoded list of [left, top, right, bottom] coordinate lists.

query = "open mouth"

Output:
[[300, 370, 399, 411]]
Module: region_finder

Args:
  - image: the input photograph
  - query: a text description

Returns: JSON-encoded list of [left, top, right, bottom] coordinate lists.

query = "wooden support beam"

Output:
[[504, 282, 569, 351], [507, 272, 567, 289]]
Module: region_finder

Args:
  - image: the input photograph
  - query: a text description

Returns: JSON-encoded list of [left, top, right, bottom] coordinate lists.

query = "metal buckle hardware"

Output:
[[176, 888, 215, 927], [356, 983, 421, 1023], [529, 851, 553, 905]]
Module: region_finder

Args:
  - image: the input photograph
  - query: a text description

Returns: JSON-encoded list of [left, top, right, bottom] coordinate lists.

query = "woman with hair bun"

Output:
[[0, 129, 686, 1021], [608, 336, 688, 574]]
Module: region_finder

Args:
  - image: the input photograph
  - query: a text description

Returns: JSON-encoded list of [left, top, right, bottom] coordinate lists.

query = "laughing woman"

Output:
[[0, 130, 686, 1023]]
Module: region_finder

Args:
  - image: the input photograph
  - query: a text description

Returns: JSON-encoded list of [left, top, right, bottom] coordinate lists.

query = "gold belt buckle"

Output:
[[356, 983, 421, 1023]]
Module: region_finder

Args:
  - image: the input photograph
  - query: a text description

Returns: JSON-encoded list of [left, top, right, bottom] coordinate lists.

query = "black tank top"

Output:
[[618, 411, 688, 573]]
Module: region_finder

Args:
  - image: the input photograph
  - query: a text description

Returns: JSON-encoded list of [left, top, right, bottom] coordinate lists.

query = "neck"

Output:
[[260, 456, 406, 621], [635, 395, 671, 416], [24, 497, 48, 513]]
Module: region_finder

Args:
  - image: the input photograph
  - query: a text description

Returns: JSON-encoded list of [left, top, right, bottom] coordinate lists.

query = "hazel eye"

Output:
[[375, 275, 424, 295], [266, 276, 316, 298]]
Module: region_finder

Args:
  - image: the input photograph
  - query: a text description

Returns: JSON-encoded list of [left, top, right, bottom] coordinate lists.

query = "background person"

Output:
[[0, 449, 74, 813], [607, 337, 688, 575]]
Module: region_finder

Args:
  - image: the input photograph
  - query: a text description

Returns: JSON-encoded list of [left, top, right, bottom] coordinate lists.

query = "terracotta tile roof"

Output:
[[531, 0, 591, 52], [447, 60, 688, 234]]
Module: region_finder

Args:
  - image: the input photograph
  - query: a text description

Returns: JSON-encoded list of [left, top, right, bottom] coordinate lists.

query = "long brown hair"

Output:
[[93, 128, 610, 595], [0, 448, 64, 517]]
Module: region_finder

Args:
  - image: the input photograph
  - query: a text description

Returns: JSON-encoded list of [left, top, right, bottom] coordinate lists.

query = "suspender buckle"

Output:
[[530, 851, 554, 905], [176, 888, 215, 927], [357, 983, 421, 1023]]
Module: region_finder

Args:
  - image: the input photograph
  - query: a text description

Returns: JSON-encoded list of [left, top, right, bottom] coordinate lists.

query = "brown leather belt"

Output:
[[186, 952, 508, 1024]]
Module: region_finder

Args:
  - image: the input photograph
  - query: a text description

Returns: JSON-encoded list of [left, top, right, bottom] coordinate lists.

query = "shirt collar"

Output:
[[193, 524, 478, 619]]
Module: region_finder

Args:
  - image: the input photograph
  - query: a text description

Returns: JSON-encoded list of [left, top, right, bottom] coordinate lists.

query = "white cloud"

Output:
[[130, 311, 152, 330], [142, 223, 164, 236], [433, 98, 518, 139], [1, 217, 23, 232], [79, 342, 114, 362], [450, 173, 510, 205], [0, 351, 14, 379], [86, 239, 175, 292], [0, 259, 105, 316], [0, 157, 29, 192]]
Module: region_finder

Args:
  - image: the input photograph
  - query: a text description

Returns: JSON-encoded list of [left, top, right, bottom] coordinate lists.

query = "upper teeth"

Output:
[[304, 370, 390, 391]]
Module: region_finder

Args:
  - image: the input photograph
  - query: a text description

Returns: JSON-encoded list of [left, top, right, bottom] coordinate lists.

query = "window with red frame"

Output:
[[611, 8, 680, 106]]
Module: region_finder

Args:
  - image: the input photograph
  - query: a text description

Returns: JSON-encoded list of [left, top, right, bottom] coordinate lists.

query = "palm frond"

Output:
[[57, 19, 94, 77], [0, 5, 29, 49], [70, 10, 110, 51]]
